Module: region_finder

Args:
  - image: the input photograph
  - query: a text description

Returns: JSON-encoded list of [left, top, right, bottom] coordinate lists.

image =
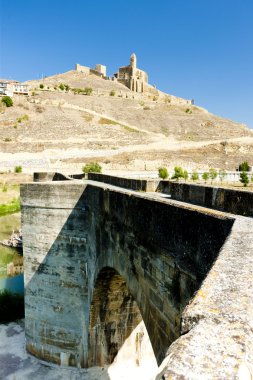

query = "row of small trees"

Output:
[[158, 166, 225, 182], [158, 165, 253, 187]]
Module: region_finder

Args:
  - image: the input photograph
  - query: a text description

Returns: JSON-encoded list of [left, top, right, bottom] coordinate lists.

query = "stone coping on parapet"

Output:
[[87, 173, 253, 217], [33, 171, 253, 216], [21, 180, 235, 222]]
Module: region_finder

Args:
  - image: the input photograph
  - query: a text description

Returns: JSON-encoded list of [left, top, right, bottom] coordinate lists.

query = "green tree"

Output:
[[202, 172, 209, 183], [239, 161, 250, 171], [171, 166, 184, 180], [59, 83, 65, 91], [65, 84, 70, 91], [251, 174, 253, 182], [82, 162, 102, 173], [110, 89, 116, 96], [2, 96, 13, 107], [183, 170, 188, 181], [39, 84, 44, 89], [240, 171, 249, 187], [191, 171, 199, 181], [158, 167, 169, 180], [14, 165, 22, 173], [219, 169, 226, 182], [209, 168, 218, 183]]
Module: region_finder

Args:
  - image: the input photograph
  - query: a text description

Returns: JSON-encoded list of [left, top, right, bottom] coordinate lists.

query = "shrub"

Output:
[[2, 96, 13, 107], [39, 84, 44, 89], [191, 171, 199, 181], [185, 108, 192, 114], [202, 172, 209, 183], [219, 169, 226, 182], [35, 105, 44, 113], [59, 83, 65, 91], [171, 166, 184, 180], [110, 89, 116, 96], [14, 165, 22, 173], [65, 84, 70, 91], [209, 168, 218, 183], [240, 171, 249, 187], [84, 87, 92, 95], [0, 290, 24, 323], [0, 197, 20, 216], [0, 196, 20, 216], [4, 137, 12, 142], [251, 174, 253, 182], [239, 161, 250, 171], [17, 114, 29, 123], [158, 167, 169, 180], [183, 170, 188, 181], [2, 184, 8, 192], [82, 162, 102, 173]]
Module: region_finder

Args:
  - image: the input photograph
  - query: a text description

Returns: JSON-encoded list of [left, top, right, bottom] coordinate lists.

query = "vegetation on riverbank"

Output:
[[0, 289, 24, 323], [0, 197, 20, 216]]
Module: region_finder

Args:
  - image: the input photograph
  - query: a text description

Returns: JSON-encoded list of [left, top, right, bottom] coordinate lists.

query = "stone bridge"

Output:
[[20, 180, 253, 379]]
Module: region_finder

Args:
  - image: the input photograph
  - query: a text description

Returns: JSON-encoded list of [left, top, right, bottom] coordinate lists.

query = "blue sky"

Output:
[[0, 0, 252, 128]]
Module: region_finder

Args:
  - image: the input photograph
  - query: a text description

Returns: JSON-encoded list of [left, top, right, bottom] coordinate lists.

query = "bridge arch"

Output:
[[88, 266, 150, 367]]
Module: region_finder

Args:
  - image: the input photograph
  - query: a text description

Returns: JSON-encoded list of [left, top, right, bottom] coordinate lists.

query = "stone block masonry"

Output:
[[88, 173, 253, 216], [20, 180, 253, 378]]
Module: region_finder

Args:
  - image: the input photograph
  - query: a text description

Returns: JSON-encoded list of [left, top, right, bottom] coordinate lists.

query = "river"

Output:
[[0, 213, 24, 294]]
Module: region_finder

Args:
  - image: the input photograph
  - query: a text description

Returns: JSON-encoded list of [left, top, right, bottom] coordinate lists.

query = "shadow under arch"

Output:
[[88, 266, 153, 367]]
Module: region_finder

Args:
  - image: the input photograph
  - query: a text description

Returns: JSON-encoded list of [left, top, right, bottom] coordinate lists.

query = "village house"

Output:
[[0, 79, 29, 96]]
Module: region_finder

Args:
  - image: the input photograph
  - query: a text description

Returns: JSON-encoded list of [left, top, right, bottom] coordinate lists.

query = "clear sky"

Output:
[[0, 0, 252, 128]]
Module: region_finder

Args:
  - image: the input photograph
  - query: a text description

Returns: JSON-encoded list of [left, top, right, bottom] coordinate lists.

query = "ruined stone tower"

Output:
[[115, 53, 148, 93], [130, 53, 137, 69]]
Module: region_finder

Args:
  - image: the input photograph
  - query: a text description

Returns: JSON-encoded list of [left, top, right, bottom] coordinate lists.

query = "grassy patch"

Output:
[[99, 117, 118, 125], [82, 112, 94, 122], [0, 197, 20, 216], [121, 124, 139, 133], [17, 114, 29, 123], [0, 290, 24, 323]]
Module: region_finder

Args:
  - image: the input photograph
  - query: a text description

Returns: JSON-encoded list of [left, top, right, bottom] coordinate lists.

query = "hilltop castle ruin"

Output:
[[75, 54, 192, 104], [114, 53, 148, 93], [76, 53, 148, 93]]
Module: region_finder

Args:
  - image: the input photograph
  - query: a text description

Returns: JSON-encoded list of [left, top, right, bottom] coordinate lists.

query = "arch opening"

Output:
[[88, 267, 157, 375]]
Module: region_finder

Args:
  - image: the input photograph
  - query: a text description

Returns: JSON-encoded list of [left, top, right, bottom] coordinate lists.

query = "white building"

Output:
[[0, 80, 29, 96]]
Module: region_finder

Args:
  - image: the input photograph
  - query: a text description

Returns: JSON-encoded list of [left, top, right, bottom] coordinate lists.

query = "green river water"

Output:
[[0, 213, 24, 293]]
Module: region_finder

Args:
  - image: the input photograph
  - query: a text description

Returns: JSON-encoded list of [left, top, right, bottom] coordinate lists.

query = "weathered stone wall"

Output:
[[21, 181, 234, 372], [88, 173, 158, 192], [87, 173, 253, 216], [156, 215, 253, 379], [75, 64, 90, 74], [157, 181, 253, 216]]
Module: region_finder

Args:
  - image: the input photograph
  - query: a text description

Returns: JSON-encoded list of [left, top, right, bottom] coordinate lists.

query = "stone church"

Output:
[[114, 53, 148, 93]]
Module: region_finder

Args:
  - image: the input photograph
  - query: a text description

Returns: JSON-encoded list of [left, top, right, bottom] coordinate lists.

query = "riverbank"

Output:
[[0, 196, 20, 216]]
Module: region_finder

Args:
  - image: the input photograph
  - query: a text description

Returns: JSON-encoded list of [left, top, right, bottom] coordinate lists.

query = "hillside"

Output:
[[0, 70, 252, 173]]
